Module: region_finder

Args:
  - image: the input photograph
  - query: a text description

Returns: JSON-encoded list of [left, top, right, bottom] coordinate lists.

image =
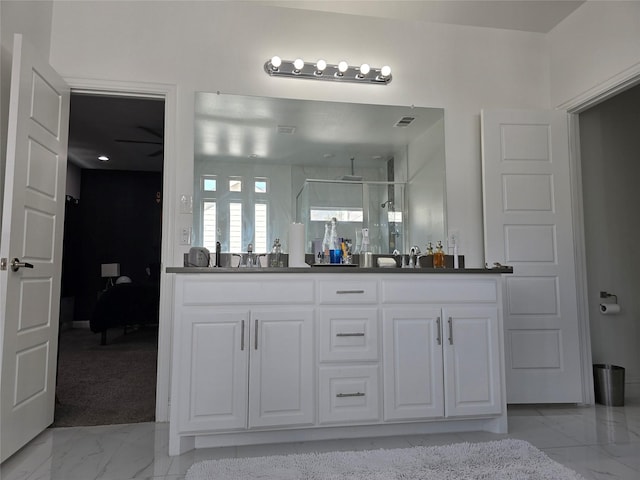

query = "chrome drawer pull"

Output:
[[241, 320, 245, 351], [336, 332, 365, 337], [436, 317, 441, 345], [448, 317, 453, 345], [336, 392, 365, 398], [336, 290, 365, 295], [255, 319, 259, 350]]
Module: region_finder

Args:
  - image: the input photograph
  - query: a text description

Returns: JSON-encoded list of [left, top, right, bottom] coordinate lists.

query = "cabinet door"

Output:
[[382, 308, 444, 421], [442, 307, 502, 417], [249, 309, 315, 428], [178, 309, 249, 432]]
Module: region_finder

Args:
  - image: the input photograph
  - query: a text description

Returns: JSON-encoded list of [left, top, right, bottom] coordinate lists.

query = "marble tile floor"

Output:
[[2, 386, 639, 480]]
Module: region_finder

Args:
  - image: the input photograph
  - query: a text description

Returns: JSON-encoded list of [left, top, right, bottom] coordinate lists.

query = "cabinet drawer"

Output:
[[381, 278, 498, 304], [318, 279, 378, 304], [318, 308, 378, 362], [180, 277, 315, 305], [318, 365, 380, 424]]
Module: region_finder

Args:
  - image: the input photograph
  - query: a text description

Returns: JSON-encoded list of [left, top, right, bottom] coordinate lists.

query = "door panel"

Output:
[[443, 307, 502, 416], [481, 108, 583, 403], [248, 310, 314, 428], [382, 307, 444, 421], [178, 310, 249, 432], [0, 34, 70, 462]]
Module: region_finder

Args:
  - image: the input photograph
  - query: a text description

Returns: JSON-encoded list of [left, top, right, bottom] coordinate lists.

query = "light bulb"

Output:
[[380, 65, 391, 77], [359, 63, 370, 75], [98, 155, 109, 162], [270, 55, 282, 68], [338, 61, 349, 73], [293, 58, 304, 70], [316, 59, 327, 71]]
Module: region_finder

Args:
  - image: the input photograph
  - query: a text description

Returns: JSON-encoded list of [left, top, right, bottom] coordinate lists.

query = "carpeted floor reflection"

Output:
[[53, 326, 158, 427]]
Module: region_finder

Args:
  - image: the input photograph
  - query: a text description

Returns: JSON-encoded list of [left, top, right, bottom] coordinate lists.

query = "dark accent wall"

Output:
[[71, 169, 162, 321]]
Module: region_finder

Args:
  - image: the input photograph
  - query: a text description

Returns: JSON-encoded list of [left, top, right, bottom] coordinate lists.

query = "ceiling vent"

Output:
[[394, 116, 415, 127], [277, 125, 296, 134]]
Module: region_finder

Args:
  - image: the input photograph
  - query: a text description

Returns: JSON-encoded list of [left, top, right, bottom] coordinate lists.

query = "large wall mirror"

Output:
[[193, 92, 446, 256]]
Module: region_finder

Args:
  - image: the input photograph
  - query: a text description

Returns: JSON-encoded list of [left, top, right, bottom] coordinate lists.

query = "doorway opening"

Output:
[[54, 92, 165, 427], [577, 83, 640, 398]]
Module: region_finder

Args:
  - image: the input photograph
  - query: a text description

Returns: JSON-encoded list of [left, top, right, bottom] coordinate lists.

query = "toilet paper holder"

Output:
[[599, 291, 621, 315]]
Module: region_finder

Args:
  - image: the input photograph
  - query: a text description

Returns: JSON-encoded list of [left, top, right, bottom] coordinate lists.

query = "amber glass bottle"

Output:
[[433, 240, 445, 268]]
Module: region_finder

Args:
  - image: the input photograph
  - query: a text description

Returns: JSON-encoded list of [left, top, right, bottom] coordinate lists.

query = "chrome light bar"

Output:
[[264, 57, 392, 85]]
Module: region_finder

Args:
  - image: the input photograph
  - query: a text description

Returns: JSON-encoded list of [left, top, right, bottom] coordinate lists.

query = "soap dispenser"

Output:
[[433, 240, 445, 268]]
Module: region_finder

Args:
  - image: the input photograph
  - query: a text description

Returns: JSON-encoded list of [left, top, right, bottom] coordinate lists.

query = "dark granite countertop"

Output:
[[166, 266, 513, 274]]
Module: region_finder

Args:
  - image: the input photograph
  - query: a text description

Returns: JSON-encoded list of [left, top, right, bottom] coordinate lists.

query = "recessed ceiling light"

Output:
[[98, 155, 110, 162], [248, 154, 258, 159], [323, 153, 335, 159]]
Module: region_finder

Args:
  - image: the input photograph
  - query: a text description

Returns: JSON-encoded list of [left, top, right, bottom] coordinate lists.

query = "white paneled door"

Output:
[[481, 109, 583, 404], [0, 34, 70, 462]]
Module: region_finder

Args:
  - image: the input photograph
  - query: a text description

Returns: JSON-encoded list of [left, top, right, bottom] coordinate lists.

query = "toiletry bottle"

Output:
[[329, 217, 340, 263], [424, 242, 434, 268], [269, 238, 282, 268], [434, 240, 445, 268], [322, 222, 331, 263]]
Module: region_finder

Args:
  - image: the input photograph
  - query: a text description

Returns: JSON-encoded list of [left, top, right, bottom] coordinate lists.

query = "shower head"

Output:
[[381, 200, 393, 208]]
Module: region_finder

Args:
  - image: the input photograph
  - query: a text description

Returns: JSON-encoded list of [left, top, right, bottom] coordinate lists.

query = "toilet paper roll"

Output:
[[600, 303, 620, 315], [288, 223, 309, 268]]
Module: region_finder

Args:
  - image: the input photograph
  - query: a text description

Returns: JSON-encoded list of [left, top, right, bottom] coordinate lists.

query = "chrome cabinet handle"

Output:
[[436, 317, 441, 345], [336, 392, 365, 398], [336, 332, 365, 337], [11, 258, 34, 272], [336, 290, 365, 295], [241, 320, 245, 351], [254, 319, 258, 350], [448, 317, 453, 345]]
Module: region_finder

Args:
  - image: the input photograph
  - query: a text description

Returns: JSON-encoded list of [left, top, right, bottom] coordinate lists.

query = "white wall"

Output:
[[579, 85, 640, 384], [49, 0, 551, 267], [547, 0, 640, 107], [0, 0, 53, 225]]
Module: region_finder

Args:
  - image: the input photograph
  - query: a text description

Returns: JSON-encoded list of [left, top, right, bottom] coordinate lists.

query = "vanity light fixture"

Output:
[[264, 57, 392, 84]]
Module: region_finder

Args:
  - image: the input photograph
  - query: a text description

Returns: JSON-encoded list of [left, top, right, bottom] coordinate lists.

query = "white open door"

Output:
[[0, 34, 69, 462], [481, 109, 583, 404]]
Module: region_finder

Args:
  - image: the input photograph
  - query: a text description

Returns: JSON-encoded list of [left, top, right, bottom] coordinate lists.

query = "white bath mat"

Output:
[[185, 438, 585, 480]]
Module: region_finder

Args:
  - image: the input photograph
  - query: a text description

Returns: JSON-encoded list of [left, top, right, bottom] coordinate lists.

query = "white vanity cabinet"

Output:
[[169, 271, 507, 455], [172, 275, 315, 437], [381, 278, 503, 421]]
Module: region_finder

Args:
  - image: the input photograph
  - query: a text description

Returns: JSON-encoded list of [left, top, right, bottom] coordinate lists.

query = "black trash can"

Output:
[[593, 364, 625, 406]]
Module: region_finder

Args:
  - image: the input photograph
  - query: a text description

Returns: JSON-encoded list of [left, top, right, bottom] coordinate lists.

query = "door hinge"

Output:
[[0, 258, 7, 271]]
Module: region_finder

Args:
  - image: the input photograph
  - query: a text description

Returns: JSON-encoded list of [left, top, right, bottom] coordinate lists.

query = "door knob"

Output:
[[11, 258, 34, 272]]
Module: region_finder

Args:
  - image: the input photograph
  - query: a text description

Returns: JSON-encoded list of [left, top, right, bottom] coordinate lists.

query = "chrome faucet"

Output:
[[409, 245, 421, 268], [238, 243, 264, 268]]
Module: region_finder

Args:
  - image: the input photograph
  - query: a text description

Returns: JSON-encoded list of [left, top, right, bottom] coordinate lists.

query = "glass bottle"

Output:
[[329, 217, 340, 263], [433, 240, 445, 268], [269, 238, 282, 268], [322, 222, 331, 263], [425, 242, 434, 268]]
